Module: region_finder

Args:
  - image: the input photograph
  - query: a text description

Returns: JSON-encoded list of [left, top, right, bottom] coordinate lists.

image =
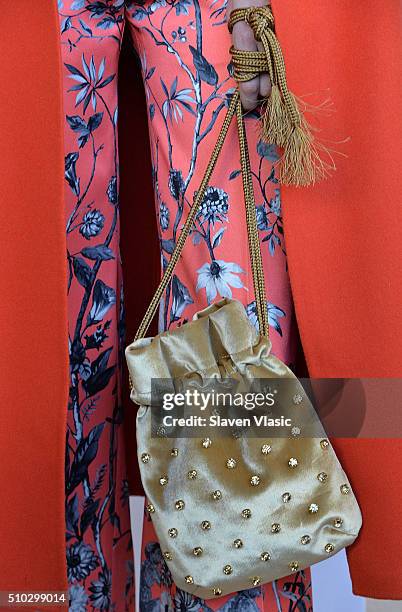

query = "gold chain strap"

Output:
[[132, 90, 268, 345]]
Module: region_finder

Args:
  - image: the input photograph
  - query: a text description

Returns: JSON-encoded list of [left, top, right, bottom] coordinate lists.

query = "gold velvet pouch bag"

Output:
[[125, 92, 362, 599]]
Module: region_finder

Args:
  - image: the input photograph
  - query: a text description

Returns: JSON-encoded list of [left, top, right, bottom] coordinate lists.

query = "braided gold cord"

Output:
[[228, 5, 337, 186], [134, 93, 239, 343], [229, 6, 275, 83], [264, 28, 299, 125], [127, 4, 333, 389], [229, 46, 273, 83], [228, 6, 299, 125], [228, 6, 275, 34], [129, 90, 269, 390], [235, 97, 269, 337]]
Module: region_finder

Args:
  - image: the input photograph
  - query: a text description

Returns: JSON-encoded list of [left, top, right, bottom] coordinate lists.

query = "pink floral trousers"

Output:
[[59, 0, 312, 609]]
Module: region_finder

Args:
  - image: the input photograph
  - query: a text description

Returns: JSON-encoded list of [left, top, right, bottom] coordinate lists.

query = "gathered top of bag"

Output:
[[125, 299, 284, 405]]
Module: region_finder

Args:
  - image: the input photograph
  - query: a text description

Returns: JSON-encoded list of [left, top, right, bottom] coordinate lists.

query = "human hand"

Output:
[[227, 0, 272, 110]]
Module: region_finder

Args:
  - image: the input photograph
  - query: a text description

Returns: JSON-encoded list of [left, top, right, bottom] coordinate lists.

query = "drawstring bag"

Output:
[[125, 8, 362, 599]]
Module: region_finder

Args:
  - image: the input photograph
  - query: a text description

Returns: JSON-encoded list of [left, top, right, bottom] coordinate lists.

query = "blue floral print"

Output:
[[59, 1, 312, 610], [59, 3, 134, 611]]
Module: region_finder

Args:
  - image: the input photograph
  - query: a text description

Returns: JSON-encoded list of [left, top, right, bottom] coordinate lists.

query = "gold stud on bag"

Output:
[[125, 13, 362, 598]]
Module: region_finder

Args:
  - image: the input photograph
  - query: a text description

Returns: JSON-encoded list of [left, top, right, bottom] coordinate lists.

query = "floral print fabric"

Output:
[[58, 0, 312, 610], [59, 2, 133, 610]]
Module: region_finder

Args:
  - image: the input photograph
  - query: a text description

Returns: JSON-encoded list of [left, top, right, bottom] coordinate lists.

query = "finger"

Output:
[[257, 40, 272, 98], [230, 0, 272, 109], [232, 20, 259, 110]]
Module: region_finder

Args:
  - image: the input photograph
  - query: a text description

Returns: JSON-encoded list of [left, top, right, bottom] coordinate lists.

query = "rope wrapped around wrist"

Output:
[[228, 6, 336, 186]]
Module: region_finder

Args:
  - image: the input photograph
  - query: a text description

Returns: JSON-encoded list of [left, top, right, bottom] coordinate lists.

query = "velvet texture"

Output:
[[126, 299, 362, 598]]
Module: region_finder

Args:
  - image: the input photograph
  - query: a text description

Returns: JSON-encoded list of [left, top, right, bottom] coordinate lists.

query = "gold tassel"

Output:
[[275, 91, 338, 186], [260, 83, 291, 147], [279, 114, 338, 186], [280, 118, 317, 186], [229, 6, 341, 186]]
